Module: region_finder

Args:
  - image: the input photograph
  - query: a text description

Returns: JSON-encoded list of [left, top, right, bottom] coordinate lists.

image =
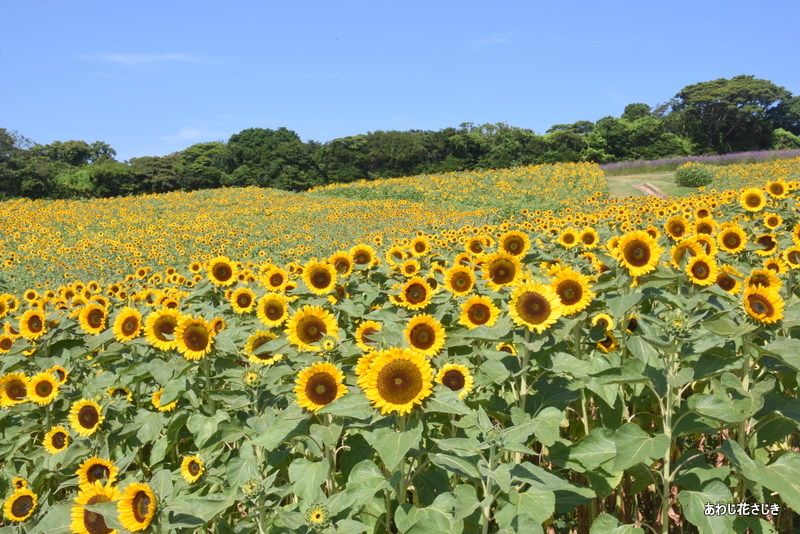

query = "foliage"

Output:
[[674, 162, 714, 188]]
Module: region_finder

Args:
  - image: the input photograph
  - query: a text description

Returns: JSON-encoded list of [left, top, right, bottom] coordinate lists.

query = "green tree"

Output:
[[175, 142, 228, 190], [621, 103, 651, 122], [546, 120, 594, 135], [129, 154, 182, 193]]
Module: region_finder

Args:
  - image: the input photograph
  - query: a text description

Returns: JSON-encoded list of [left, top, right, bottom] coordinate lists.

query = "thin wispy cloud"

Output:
[[463, 32, 516, 50], [83, 53, 215, 65], [156, 127, 231, 144]]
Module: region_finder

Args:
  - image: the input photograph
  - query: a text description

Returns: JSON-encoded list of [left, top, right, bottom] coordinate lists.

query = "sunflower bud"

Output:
[[304, 504, 332, 530], [241, 478, 262, 498]]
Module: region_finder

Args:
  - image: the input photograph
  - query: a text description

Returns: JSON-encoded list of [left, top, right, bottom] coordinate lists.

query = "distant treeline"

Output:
[[2, 75, 799, 200]]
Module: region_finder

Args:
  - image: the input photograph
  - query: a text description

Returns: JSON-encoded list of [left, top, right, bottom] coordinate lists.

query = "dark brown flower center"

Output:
[[306, 373, 339, 406], [88, 463, 110, 483], [11, 494, 34, 518], [298, 316, 326, 344], [624, 240, 651, 267], [311, 268, 332, 289], [467, 303, 491, 325], [515, 292, 551, 325], [376, 359, 423, 405], [747, 295, 773, 317], [405, 283, 428, 304], [183, 324, 209, 351], [409, 324, 435, 350], [236, 293, 252, 308], [88, 309, 104, 328], [360, 327, 378, 345], [746, 194, 762, 207], [7, 379, 26, 400], [691, 261, 710, 280], [442, 369, 466, 391], [669, 223, 685, 237], [132, 490, 152, 523], [84, 494, 114, 534], [35, 380, 54, 398], [188, 460, 201, 476], [717, 274, 736, 292], [212, 263, 232, 282], [557, 280, 583, 306], [489, 259, 516, 285], [28, 315, 43, 332], [122, 316, 138, 334]]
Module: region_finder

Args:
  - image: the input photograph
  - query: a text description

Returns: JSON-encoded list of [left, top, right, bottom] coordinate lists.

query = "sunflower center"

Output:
[[717, 275, 736, 291], [35, 380, 53, 397], [270, 274, 284, 286], [562, 234, 575, 244], [670, 223, 684, 237], [298, 317, 326, 344], [132, 490, 152, 523], [442, 369, 466, 391], [212, 264, 232, 282], [188, 460, 201, 476], [770, 184, 784, 195], [725, 234, 740, 248], [757, 236, 776, 250], [84, 496, 112, 534], [749, 274, 769, 288], [88, 464, 110, 482], [51, 431, 66, 449], [312, 269, 332, 289], [121, 316, 138, 334], [360, 327, 377, 344], [405, 283, 427, 304], [557, 281, 582, 306], [624, 240, 651, 267], [490, 260, 516, 285], [516, 292, 551, 325], [787, 251, 800, 265], [355, 253, 370, 264], [184, 324, 209, 351], [0, 337, 12, 350], [415, 243, 426, 253], [468, 304, 490, 325], [454, 275, 468, 289], [88, 310, 104, 327], [265, 302, 284, 321], [237, 294, 252, 307], [29, 316, 43, 332], [697, 223, 712, 234], [78, 405, 100, 429], [748, 296, 772, 316], [627, 318, 639, 332], [154, 318, 176, 339], [11, 494, 33, 518], [409, 324, 435, 350], [376, 359, 423, 406], [306, 373, 338, 405], [335, 259, 350, 273], [747, 194, 761, 207], [582, 233, 595, 245], [470, 242, 483, 253], [692, 262, 709, 279], [600, 336, 615, 349]]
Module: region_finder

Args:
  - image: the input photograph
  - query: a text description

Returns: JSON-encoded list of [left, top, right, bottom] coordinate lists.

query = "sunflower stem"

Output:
[[395, 413, 408, 506], [201, 358, 217, 414]]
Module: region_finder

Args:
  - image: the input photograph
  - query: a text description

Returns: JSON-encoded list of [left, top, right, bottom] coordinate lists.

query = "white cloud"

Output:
[[84, 53, 214, 65], [156, 127, 231, 144]]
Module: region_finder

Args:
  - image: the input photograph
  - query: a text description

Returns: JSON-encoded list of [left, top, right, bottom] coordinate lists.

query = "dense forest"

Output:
[[2, 75, 800, 200]]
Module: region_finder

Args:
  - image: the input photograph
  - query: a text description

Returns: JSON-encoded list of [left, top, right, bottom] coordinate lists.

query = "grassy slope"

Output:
[[605, 171, 698, 199]]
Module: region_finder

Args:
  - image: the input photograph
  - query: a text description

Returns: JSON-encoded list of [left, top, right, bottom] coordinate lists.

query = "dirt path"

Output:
[[605, 171, 691, 199], [631, 182, 667, 198]]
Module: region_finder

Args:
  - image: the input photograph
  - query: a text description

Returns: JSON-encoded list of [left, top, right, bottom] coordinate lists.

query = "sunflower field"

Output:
[[1, 160, 800, 533]]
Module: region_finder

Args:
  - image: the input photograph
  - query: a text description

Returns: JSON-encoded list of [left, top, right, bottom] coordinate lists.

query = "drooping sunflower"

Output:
[[617, 230, 662, 277], [285, 305, 338, 352], [12, 478, 26, 490], [717, 225, 747, 254], [107, 386, 133, 402], [79, 303, 108, 335], [496, 343, 517, 354], [591, 313, 615, 331], [499, 230, 531, 256], [443, 265, 476, 297], [508, 280, 563, 333], [3, 488, 37, 522], [152, 388, 179, 412], [175, 316, 214, 361], [404, 314, 446, 357], [458, 295, 500, 329], [70, 480, 121, 534], [111, 307, 142, 343], [48, 365, 68, 385], [740, 188, 766, 212], [349, 244, 378, 268], [243, 330, 283, 365], [481, 252, 521, 291], [207, 256, 238, 287], [27, 372, 59, 405], [302, 260, 338, 295], [329, 251, 354, 278], [76, 457, 118, 489], [686, 255, 719, 287], [43, 426, 70, 454], [754, 234, 779, 257], [118, 482, 157, 531], [354, 321, 382, 352], [715, 265, 742, 294], [295, 361, 347, 413], [18, 309, 46, 340], [362, 347, 433, 415], [597, 333, 619, 353], [0, 372, 28, 408], [743, 285, 784, 324], [782, 245, 800, 269], [436, 363, 474, 399], [68, 399, 104, 437], [766, 179, 789, 198], [143, 307, 183, 351], [229, 287, 257, 314], [550, 268, 595, 315], [181, 456, 204, 484], [396, 276, 433, 310], [665, 215, 690, 240]]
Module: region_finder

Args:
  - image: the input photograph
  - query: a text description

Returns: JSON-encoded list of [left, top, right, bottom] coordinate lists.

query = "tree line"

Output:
[[2, 75, 799, 200]]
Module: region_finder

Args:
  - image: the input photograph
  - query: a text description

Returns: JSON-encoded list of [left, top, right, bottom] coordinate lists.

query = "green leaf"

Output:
[[494, 487, 554, 532], [81, 501, 124, 531], [212, 329, 240, 354], [565, 427, 617, 472], [763, 337, 800, 371], [510, 462, 594, 513], [134, 409, 166, 443], [396, 504, 457, 534], [370, 418, 423, 471], [150, 468, 173, 500], [187, 410, 228, 448], [333, 460, 391, 514], [424, 387, 474, 415], [453, 484, 481, 521], [159, 376, 187, 405], [429, 452, 482, 479], [761, 451, 800, 511], [288, 458, 328, 502], [433, 437, 487, 455], [678, 480, 735, 534], [476, 359, 511, 385], [733, 516, 777, 534], [688, 390, 761, 424], [605, 293, 643, 319], [588, 513, 644, 534], [316, 387, 374, 419], [613, 423, 670, 472], [165, 494, 236, 527], [249, 402, 308, 449], [335, 519, 370, 534], [30, 502, 74, 534], [720, 439, 763, 499]]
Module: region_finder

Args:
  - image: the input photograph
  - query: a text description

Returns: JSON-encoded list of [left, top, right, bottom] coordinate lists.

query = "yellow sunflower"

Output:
[[68, 399, 104, 437], [18, 309, 47, 340], [399, 258, 422, 277], [443, 265, 476, 297], [43, 426, 70, 454], [256, 293, 289, 327], [409, 235, 431, 257], [397, 277, 433, 310], [229, 287, 256, 314], [550, 268, 595, 315], [665, 215, 690, 240], [508, 280, 563, 333], [354, 321, 382, 351], [27, 372, 59, 405], [743, 286, 784, 324], [355, 351, 381, 388], [497, 343, 517, 354], [597, 333, 619, 353], [76, 457, 118, 489], [670, 239, 703, 269], [181, 456, 204, 483], [349, 244, 378, 268], [0, 372, 28, 408], [617, 230, 663, 277], [207, 256, 237, 287], [295, 361, 347, 413], [404, 314, 446, 357], [458, 295, 500, 329], [754, 234, 779, 257], [782, 245, 800, 269], [715, 265, 742, 294], [329, 251, 354, 278], [717, 225, 747, 254], [766, 179, 788, 198], [481, 252, 521, 291], [436, 363, 474, 399], [3, 488, 37, 522], [144, 308, 183, 351], [112, 307, 142, 343], [152, 388, 178, 412], [362, 348, 434, 415], [302, 260, 338, 295], [48, 365, 68, 385], [686, 255, 720, 287], [107, 386, 133, 402], [118, 482, 157, 531], [499, 230, 531, 256], [79, 303, 108, 335], [175, 316, 214, 361], [12, 478, 26, 490], [243, 331, 283, 365], [763, 212, 783, 230], [764, 257, 788, 275], [740, 188, 766, 212], [579, 227, 600, 249], [285, 305, 338, 352], [744, 268, 781, 291], [557, 228, 579, 249], [70, 480, 121, 534], [0, 333, 14, 354], [693, 217, 717, 235]]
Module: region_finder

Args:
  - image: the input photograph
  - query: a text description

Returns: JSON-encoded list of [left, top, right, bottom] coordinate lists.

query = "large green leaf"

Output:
[[424, 387, 474, 415], [332, 460, 391, 514], [510, 462, 594, 513], [369, 418, 423, 471], [564, 427, 617, 472], [678, 480, 735, 533], [186, 410, 228, 448], [763, 337, 800, 371], [720, 439, 763, 499], [588, 513, 644, 534], [134, 409, 166, 443], [249, 402, 308, 449], [613, 423, 670, 472], [288, 458, 328, 503], [761, 451, 800, 511], [316, 387, 375, 419], [428, 452, 482, 479]]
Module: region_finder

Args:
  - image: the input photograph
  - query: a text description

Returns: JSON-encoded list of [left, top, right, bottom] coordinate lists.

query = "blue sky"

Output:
[[4, 0, 799, 163]]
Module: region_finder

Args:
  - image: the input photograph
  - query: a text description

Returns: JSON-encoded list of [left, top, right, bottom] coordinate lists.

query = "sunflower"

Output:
[[143, 308, 182, 351], [252, 294, 287, 328], [396, 276, 433, 310], [76, 457, 118, 489], [27, 372, 59, 405], [597, 333, 619, 353], [118, 482, 156, 531], [329, 251, 354, 278], [355, 351, 381, 388], [686, 255, 719, 287], [0, 333, 14, 354], [0, 373, 28, 408], [350, 244, 378, 268], [766, 179, 788, 198], [717, 225, 747, 254], [207, 256, 237, 287], [443, 265, 476, 297], [305, 504, 332, 530], [106, 386, 133, 402], [209, 317, 226, 334], [743, 286, 784, 324], [71, 480, 121, 534], [481, 252, 521, 291], [111, 307, 142, 343], [228, 287, 256, 314], [362, 348, 433, 415], [48, 365, 69, 385], [665, 215, 689, 240], [497, 230, 530, 256], [285, 305, 338, 352], [404, 314, 446, 357], [716, 265, 742, 294], [458, 295, 500, 329], [550, 268, 594, 315], [436, 364, 474, 399], [579, 227, 600, 249], [302, 260, 338, 295], [465, 236, 487, 255], [3, 488, 37, 522], [295, 361, 347, 413], [18, 309, 47, 340], [181, 456, 204, 483], [693, 217, 717, 235], [12, 477, 27, 491], [508, 280, 563, 333], [409, 235, 431, 257], [744, 268, 781, 291], [68, 399, 104, 437], [764, 257, 788, 275], [754, 234, 779, 257], [152, 388, 178, 412], [763, 212, 783, 230], [399, 259, 421, 277], [740, 188, 766, 212], [175, 316, 214, 361], [244, 331, 283, 365], [617, 230, 662, 277], [782, 245, 800, 269], [557, 228, 579, 249], [354, 321, 382, 351], [261, 266, 289, 291], [591, 313, 614, 331], [79, 303, 108, 335], [670, 239, 703, 269]]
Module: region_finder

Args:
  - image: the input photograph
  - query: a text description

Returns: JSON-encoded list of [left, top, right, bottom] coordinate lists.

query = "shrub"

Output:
[[674, 162, 714, 187]]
